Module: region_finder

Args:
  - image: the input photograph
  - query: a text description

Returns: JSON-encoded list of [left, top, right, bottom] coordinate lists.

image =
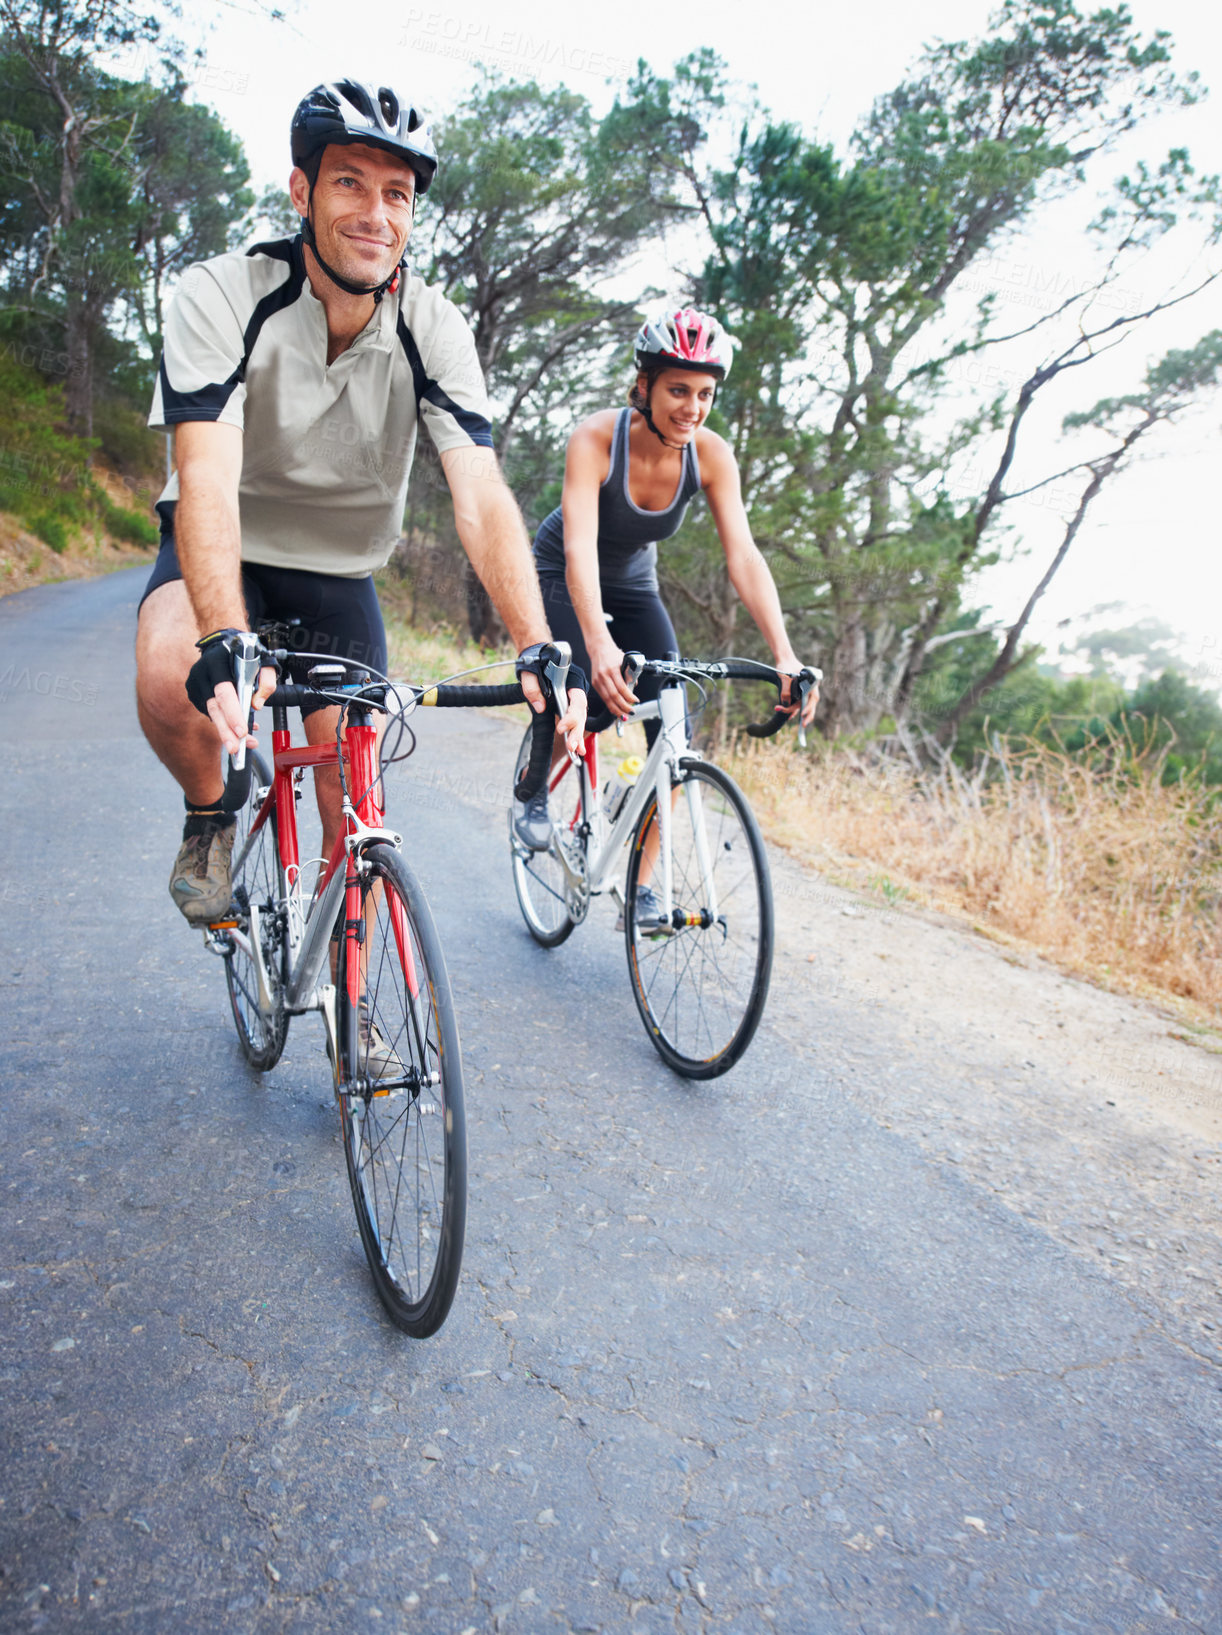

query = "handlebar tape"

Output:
[[422, 682, 524, 707], [718, 659, 780, 681], [585, 659, 796, 739], [745, 707, 794, 740], [514, 708, 554, 803], [219, 756, 255, 813], [723, 660, 804, 737]]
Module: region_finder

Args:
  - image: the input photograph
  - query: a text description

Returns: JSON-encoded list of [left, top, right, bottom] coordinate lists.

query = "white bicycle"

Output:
[[508, 654, 819, 1078]]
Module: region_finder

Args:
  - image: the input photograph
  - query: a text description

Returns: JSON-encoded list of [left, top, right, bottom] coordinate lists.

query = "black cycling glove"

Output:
[[185, 628, 241, 716], [515, 642, 588, 704]]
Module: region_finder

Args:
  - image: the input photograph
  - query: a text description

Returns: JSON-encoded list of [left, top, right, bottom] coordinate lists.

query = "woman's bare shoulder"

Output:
[[569, 408, 621, 449], [694, 424, 736, 482]]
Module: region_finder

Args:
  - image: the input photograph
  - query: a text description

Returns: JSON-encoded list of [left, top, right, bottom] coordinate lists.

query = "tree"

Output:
[[935, 330, 1222, 736], [414, 68, 718, 639], [632, 3, 1218, 738], [0, 0, 263, 433], [0, 0, 168, 429], [125, 91, 251, 360]]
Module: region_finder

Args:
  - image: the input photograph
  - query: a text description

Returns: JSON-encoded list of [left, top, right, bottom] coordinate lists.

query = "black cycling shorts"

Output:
[[140, 505, 388, 719], [538, 574, 679, 746]]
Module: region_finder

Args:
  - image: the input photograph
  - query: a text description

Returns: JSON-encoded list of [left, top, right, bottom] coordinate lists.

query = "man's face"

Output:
[[290, 141, 416, 290]]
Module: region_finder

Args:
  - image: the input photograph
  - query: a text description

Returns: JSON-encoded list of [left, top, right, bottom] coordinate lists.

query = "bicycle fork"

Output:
[[650, 687, 721, 932]]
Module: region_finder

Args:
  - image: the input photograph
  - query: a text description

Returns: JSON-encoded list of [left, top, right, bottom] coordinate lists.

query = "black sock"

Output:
[[183, 798, 235, 840]]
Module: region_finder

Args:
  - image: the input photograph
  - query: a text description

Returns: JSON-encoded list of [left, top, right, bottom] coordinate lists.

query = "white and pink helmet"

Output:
[[633, 305, 736, 380]]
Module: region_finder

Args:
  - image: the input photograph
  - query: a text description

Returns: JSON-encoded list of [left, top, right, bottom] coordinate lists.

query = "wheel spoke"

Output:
[[509, 724, 582, 945], [625, 763, 773, 1077], [339, 847, 465, 1336], [223, 753, 288, 1071]]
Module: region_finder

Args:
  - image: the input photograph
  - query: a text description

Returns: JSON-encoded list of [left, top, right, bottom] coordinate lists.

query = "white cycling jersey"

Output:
[[149, 234, 493, 578]]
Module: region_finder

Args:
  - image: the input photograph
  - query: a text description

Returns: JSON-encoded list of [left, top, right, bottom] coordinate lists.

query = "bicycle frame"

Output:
[[225, 697, 412, 1078], [550, 680, 713, 921]]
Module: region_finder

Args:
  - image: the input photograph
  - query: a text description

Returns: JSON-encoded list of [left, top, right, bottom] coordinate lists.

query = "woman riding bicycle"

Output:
[[514, 304, 818, 850]]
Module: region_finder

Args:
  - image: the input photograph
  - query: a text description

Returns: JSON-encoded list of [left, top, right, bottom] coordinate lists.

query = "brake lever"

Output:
[[229, 632, 264, 773], [540, 637, 571, 722], [794, 666, 823, 749]]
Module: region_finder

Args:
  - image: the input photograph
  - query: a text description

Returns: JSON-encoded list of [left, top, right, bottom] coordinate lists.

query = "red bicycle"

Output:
[[203, 632, 562, 1336]]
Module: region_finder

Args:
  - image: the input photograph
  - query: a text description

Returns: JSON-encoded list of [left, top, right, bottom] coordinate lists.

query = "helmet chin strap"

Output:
[[300, 193, 405, 304]]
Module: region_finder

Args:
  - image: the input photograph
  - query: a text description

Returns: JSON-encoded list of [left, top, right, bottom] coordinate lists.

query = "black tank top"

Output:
[[533, 407, 702, 590]]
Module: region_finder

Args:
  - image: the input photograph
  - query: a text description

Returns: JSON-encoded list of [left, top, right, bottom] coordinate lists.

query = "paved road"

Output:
[[1, 570, 1219, 1634]]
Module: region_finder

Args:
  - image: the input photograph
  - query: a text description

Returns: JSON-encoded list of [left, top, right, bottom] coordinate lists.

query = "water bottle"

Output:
[[606, 755, 643, 823]]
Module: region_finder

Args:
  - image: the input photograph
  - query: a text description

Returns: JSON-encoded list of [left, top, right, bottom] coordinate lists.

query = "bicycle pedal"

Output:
[[641, 918, 675, 939]]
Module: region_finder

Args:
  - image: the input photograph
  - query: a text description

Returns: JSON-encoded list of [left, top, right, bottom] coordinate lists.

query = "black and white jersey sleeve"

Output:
[[396, 294, 494, 455]]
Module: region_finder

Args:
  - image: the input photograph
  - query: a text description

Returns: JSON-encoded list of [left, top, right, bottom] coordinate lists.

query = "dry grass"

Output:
[[381, 608, 1222, 1015], [729, 732, 1222, 1015]]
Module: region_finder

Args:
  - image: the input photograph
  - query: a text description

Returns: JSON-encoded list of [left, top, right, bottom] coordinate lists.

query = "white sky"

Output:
[[160, 0, 1222, 681]]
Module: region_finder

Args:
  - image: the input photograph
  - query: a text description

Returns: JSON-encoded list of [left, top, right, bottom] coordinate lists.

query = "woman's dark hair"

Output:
[[628, 365, 663, 414]]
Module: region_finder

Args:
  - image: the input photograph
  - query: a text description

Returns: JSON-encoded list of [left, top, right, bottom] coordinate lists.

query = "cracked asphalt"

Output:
[[2, 569, 1220, 1635]]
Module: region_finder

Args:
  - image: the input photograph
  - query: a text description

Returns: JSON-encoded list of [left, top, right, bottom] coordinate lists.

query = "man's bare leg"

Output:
[[137, 580, 251, 922], [136, 579, 228, 805]]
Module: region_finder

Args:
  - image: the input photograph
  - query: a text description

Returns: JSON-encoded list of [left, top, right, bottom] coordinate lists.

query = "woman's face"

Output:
[[640, 368, 718, 443]]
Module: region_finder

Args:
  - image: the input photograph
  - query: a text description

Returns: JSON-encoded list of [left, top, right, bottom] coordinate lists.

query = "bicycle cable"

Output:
[[253, 644, 540, 817]]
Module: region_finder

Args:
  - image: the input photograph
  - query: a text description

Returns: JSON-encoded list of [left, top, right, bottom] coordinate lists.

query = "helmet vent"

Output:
[[378, 88, 399, 126]]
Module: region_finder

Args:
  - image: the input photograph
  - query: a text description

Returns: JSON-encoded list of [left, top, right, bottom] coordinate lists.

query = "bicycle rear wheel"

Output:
[[508, 723, 582, 947], [336, 843, 466, 1337], [625, 759, 773, 1079], [224, 750, 289, 1071]]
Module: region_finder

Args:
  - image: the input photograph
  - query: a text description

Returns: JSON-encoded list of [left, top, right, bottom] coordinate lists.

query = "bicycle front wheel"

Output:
[[508, 723, 582, 947], [336, 844, 466, 1337], [625, 759, 773, 1079], [224, 750, 289, 1071]]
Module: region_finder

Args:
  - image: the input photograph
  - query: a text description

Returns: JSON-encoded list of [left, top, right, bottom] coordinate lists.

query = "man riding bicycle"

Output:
[[135, 78, 584, 926]]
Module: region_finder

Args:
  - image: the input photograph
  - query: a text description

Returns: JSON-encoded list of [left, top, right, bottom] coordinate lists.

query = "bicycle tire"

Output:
[[508, 722, 581, 947], [624, 759, 773, 1079], [223, 750, 289, 1071], [336, 843, 466, 1337]]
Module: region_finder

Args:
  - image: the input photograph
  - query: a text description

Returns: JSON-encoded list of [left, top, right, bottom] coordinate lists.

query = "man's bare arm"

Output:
[[174, 420, 275, 751], [440, 444, 549, 647], [440, 444, 585, 747], [174, 420, 247, 634]]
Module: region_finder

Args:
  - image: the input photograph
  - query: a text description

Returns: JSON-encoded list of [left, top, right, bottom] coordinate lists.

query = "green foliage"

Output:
[[90, 387, 161, 476], [97, 493, 157, 545], [1117, 670, 1222, 785], [0, 347, 155, 548], [916, 616, 1222, 785], [1064, 331, 1222, 431], [0, 23, 253, 436], [912, 613, 1126, 758]]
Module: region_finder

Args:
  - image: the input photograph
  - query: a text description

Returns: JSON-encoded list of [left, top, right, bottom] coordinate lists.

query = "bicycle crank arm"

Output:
[[321, 985, 339, 1088], [205, 915, 275, 1016], [246, 903, 276, 1017]]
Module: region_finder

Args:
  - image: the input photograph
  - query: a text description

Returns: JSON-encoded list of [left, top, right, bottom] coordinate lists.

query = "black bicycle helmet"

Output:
[[291, 79, 438, 194]]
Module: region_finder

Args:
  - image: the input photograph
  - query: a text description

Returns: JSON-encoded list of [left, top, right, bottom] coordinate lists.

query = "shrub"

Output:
[[99, 497, 158, 547], [29, 511, 71, 553]]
